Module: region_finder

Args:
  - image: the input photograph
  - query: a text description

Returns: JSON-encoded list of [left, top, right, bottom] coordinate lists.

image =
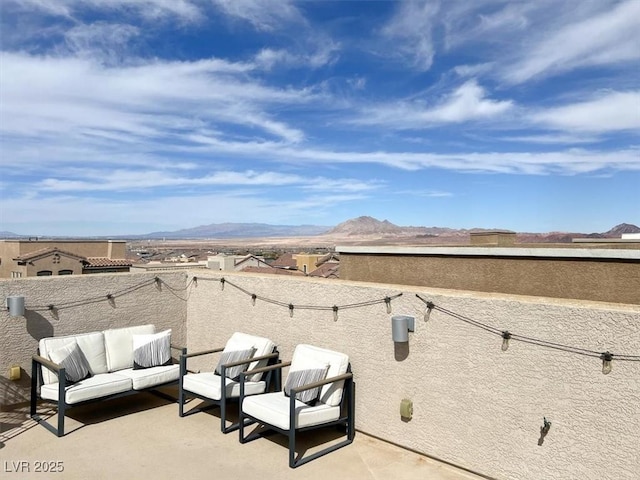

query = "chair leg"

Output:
[[178, 381, 185, 417], [30, 359, 38, 418], [289, 428, 296, 468]]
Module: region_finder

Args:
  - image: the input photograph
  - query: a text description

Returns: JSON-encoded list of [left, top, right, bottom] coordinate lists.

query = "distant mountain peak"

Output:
[[328, 216, 400, 235], [606, 223, 640, 235]]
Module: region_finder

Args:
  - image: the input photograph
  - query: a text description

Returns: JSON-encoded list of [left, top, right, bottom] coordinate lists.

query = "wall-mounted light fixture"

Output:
[[392, 315, 415, 342], [6, 296, 25, 317]]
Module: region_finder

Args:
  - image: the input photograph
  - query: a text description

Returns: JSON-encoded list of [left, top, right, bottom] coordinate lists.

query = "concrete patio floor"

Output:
[[1, 389, 487, 480]]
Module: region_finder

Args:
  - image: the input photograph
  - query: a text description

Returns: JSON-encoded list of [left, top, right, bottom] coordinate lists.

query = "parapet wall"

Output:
[[1, 270, 638, 480], [188, 271, 640, 480]]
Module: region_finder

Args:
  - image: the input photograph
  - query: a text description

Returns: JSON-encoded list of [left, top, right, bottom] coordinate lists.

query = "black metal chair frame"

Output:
[[30, 345, 186, 437], [238, 361, 355, 468], [178, 347, 280, 433]]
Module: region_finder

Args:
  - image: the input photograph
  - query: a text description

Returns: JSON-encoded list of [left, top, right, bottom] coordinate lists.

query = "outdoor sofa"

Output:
[[31, 324, 184, 436]]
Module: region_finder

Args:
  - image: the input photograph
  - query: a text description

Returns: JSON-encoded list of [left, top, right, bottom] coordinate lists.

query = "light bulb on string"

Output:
[[424, 301, 434, 322], [220, 278, 225, 290], [501, 331, 511, 351], [385, 297, 392, 314], [333, 305, 339, 322], [251, 294, 257, 306], [289, 304, 294, 318], [600, 351, 613, 375]]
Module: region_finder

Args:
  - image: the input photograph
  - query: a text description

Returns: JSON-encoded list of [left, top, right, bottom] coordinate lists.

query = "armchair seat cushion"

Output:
[[183, 372, 266, 400], [40, 373, 132, 405], [117, 364, 180, 390], [242, 392, 340, 430]]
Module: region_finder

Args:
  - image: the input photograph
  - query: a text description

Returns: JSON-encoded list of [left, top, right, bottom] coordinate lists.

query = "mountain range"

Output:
[[1, 217, 639, 241]]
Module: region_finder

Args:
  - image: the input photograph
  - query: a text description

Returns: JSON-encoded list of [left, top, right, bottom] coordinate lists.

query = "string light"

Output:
[[220, 277, 225, 290], [211, 277, 402, 320], [333, 305, 339, 322], [601, 352, 613, 375], [251, 294, 257, 306], [414, 294, 639, 373], [424, 301, 434, 322], [501, 331, 511, 351]]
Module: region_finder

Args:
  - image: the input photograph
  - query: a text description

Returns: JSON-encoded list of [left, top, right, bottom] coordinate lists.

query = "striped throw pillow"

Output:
[[133, 330, 172, 369], [48, 341, 92, 384], [215, 348, 257, 380], [284, 367, 328, 405]]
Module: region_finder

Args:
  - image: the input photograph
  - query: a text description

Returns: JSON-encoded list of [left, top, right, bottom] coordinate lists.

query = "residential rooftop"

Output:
[[2, 392, 484, 480]]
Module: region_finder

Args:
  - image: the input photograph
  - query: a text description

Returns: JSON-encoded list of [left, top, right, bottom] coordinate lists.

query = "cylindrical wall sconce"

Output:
[[6, 296, 25, 317], [392, 315, 415, 342]]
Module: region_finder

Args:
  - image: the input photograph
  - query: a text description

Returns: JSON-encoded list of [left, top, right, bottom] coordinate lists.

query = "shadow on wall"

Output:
[[26, 311, 54, 342], [0, 375, 30, 412], [394, 342, 409, 361]]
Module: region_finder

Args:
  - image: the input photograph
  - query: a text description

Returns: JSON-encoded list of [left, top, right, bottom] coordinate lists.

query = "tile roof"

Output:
[[271, 253, 297, 268], [84, 257, 132, 267], [308, 263, 340, 278]]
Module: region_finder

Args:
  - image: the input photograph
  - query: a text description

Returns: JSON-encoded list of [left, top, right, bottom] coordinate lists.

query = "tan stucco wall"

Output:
[[187, 271, 639, 480], [2, 270, 638, 480], [340, 253, 640, 304], [25, 254, 84, 276], [0, 272, 187, 408]]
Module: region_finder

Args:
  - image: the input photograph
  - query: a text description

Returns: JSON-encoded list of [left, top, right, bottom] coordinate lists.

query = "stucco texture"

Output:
[[0, 272, 187, 407], [187, 272, 640, 480], [2, 270, 639, 480]]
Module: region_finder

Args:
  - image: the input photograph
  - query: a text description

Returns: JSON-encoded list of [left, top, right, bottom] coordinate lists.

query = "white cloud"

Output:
[[532, 90, 640, 133], [502, 0, 640, 84], [34, 166, 384, 196], [4, 0, 203, 22], [0, 52, 310, 146], [211, 0, 303, 31], [253, 41, 340, 70], [381, 0, 440, 70], [353, 80, 513, 128]]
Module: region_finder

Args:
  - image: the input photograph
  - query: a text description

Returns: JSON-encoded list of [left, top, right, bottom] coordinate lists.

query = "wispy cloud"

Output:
[[502, 0, 640, 84], [352, 80, 513, 128], [531, 90, 640, 133], [381, 0, 440, 70], [211, 0, 303, 31]]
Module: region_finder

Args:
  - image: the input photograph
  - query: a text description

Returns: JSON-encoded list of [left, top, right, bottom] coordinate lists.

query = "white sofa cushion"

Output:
[[132, 330, 172, 369], [104, 324, 155, 372], [224, 333, 276, 382], [242, 392, 340, 430], [117, 364, 180, 390], [183, 372, 266, 400], [48, 341, 92, 384], [40, 373, 132, 404], [290, 345, 349, 407], [39, 331, 107, 385]]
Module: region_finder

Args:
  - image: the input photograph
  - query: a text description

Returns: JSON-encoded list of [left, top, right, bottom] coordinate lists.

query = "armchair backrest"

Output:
[[289, 344, 349, 407], [224, 332, 276, 382]]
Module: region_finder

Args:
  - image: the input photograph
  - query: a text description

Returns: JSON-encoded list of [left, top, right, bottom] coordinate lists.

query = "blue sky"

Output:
[[1, 0, 639, 236]]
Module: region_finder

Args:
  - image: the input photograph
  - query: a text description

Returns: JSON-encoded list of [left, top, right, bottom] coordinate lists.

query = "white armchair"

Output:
[[238, 344, 355, 468], [178, 332, 279, 433]]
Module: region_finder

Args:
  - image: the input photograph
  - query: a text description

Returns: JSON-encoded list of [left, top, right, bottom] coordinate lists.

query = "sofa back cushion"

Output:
[[104, 324, 155, 372], [223, 332, 276, 382], [39, 331, 107, 385], [289, 344, 349, 407]]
